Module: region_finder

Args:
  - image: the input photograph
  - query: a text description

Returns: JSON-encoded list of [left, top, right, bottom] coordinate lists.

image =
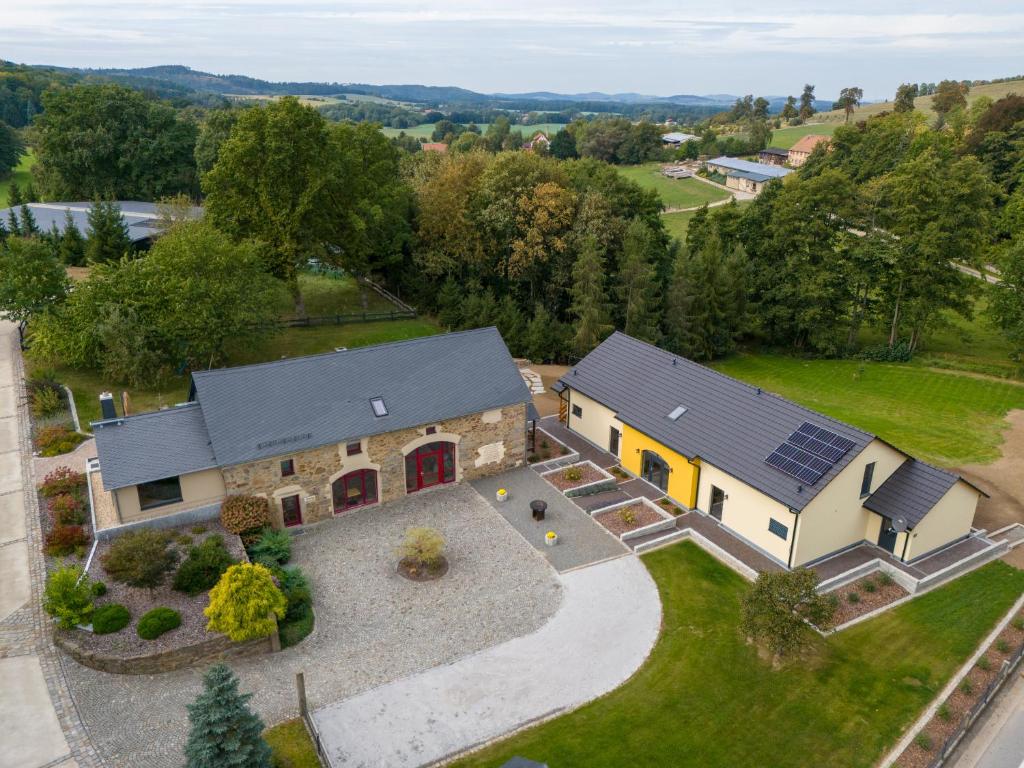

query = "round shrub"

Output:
[[39, 467, 86, 498], [44, 524, 90, 557], [101, 529, 178, 590], [205, 563, 286, 642], [220, 495, 271, 534], [172, 535, 236, 596], [43, 563, 95, 630], [49, 492, 86, 525], [91, 604, 131, 635], [137, 607, 182, 640], [91, 580, 107, 597]]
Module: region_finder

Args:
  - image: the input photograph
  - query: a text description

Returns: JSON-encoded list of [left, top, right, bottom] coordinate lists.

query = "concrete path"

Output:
[[311, 555, 662, 768], [0, 320, 98, 768]]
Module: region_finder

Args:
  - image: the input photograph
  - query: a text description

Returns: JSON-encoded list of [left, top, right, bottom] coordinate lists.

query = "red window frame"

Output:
[[333, 469, 378, 512], [405, 441, 456, 493], [280, 458, 295, 477], [346, 441, 362, 456], [281, 494, 302, 527]]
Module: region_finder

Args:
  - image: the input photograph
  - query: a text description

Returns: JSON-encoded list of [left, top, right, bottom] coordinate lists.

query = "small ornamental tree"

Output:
[[43, 563, 95, 629], [220, 495, 271, 534], [398, 527, 445, 568], [184, 663, 272, 768], [205, 563, 286, 642], [741, 569, 835, 658], [100, 529, 179, 592]]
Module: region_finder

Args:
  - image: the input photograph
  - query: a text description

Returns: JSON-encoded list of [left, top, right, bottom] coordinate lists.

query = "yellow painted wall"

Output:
[[565, 389, 623, 458], [619, 424, 698, 507], [115, 468, 226, 523], [792, 439, 906, 567], [903, 481, 979, 561], [696, 461, 796, 565]]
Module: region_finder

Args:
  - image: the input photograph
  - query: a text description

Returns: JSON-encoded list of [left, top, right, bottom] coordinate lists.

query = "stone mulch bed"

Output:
[[594, 503, 663, 537], [545, 463, 605, 491], [529, 432, 571, 463], [894, 612, 1024, 768], [67, 522, 246, 657], [826, 573, 909, 628], [398, 556, 450, 582]]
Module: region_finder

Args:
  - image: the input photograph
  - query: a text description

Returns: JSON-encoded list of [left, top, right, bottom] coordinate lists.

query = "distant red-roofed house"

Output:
[[421, 142, 448, 153], [522, 132, 550, 151], [787, 134, 831, 167]]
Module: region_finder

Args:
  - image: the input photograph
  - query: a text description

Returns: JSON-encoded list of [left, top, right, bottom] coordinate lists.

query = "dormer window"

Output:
[[370, 397, 388, 417]]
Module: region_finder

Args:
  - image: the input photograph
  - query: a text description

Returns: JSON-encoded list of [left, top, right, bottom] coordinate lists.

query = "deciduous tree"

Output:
[[741, 570, 835, 658], [932, 80, 969, 117], [836, 87, 864, 123], [0, 237, 68, 323]]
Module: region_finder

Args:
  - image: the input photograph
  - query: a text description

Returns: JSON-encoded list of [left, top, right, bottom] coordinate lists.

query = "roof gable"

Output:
[[790, 134, 831, 154], [559, 333, 874, 510], [863, 460, 961, 528]]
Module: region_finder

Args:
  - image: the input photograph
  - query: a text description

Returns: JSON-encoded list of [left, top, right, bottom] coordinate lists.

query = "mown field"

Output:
[[380, 122, 567, 139], [0, 150, 36, 206], [767, 122, 838, 149], [617, 163, 732, 209], [661, 200, 751, 242], [452, 545, 1024, 768], [815, 78, 1024, 124]]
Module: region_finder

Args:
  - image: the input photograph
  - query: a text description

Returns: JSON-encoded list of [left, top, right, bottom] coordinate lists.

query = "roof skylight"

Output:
[[370, 397, 388, 417], [668, 405, 687, 421]]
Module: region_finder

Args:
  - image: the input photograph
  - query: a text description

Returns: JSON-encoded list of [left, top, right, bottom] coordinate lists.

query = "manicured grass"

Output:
[[272, 273, 396, 318], [711, 354, 1024, 466], [36, 318, 441, 425], [617, 163, 731, 209], [380, 122, 567, 139], [264, 719, 322, 768], [767, 122, 838, 149], [452, 544, 1024, 768], [0, 150, 36, 206]]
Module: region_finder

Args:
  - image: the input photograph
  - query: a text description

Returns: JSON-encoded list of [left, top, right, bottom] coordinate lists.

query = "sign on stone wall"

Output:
[[475, 441, 506, 467]]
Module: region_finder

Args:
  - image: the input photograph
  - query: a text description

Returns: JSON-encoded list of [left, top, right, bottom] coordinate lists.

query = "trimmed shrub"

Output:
[[36, 424, 86, 457], [619, 507, 638, 526], [49, 492, 86, 525], [101, 529, 178, 591], [173, 535, 236, 596], [91, 604, 131, 635], [44, 524, 90, 557], [562, 466, 583, 483], [39, 467, 86, 498], [91, 580, 107, 597], [248, 528, 291, 566], [205, 563, 287, 642], [43, 563, 95, 630], [220, 495, 271, 535], [137, 607, 182, 640]]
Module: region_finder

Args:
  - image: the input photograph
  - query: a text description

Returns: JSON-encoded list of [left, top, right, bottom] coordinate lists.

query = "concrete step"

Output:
[[631, 529, 687, 554]]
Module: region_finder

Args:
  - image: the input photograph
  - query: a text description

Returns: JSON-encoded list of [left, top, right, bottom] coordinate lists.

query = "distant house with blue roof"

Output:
[[0, 200, 202, 247], [705, 156, 792, 195]]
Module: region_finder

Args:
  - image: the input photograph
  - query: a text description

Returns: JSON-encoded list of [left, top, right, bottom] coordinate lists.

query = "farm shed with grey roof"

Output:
[[0, 200, 202, 245]]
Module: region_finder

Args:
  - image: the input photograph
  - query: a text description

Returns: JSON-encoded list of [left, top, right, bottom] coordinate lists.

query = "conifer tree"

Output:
[[494, 294, 526, 354], [435, 277, 464, 330], [58, 211, 87, 266], [7, 180, 22, 208], [23, 182, 38, 203], [0, 217, 8, 244], [525, 303, 564, 363], [184, 664, 272, 768], [618, 218, 662, 344], [85, 199, 131, 263], [19, 204, 39, 236], [5, 208, 19, 237], [570, 236, 611, 355]]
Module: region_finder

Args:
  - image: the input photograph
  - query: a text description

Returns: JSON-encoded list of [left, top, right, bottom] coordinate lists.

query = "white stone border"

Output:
[[589, 496, 676, 541], [634, 527, 759, 581], [877, 592, 1024, 768], [540, 459, 616, 495]]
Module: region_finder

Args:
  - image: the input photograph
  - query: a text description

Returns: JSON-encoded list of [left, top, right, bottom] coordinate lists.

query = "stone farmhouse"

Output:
[[554, 332, 985, 569], [91, 328, 531, 531]]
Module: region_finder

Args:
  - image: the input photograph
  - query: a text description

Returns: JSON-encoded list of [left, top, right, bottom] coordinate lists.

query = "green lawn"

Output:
[[711, 354, 1024, 466], [42, 318, 440, 425], [453, 544, 1024, 768], [617, 163, 732, 209], [0, 150, 36, 206], [264, 719, 321, 768], [272, 273, 396, 318], [661, 200, 752, 242], [380, 122, 567, 139], [767, 123, 838, 149]]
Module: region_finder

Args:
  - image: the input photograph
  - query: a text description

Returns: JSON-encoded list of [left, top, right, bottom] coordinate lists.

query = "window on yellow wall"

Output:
[[768, 518, 788, 539], [571, 404, 582, 418]]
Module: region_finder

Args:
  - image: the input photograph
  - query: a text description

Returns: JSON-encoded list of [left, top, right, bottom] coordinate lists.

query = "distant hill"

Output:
[[815, 78, 1024, 123]]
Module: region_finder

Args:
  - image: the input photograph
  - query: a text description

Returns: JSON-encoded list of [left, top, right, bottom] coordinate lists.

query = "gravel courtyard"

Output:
[[62, 483, 563, 768]]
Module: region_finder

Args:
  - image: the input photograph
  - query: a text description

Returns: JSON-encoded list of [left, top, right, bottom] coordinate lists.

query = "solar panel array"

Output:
[[764, 422, 857, 486]]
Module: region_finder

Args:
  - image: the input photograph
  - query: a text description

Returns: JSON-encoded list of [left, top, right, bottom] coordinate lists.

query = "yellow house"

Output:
[[556, 333, 984, 569]]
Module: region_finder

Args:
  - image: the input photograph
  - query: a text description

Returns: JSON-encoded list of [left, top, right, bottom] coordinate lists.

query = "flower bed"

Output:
[[541, 461, 616, 496], [38, 467, 93, 565], [893, 611, 1024, 768], [824, 572, 909, 628], [67, 523, 248, 659], [594, 502, 665, 537], [529, 431, 572, 463]]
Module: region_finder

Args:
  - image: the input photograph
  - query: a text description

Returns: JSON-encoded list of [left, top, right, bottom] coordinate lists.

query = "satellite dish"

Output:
[[890, 516, 909, 533]]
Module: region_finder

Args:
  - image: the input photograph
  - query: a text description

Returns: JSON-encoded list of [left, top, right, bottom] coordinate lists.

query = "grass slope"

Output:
[[662, 200, 751, 242], [815, 79, 1024, 124], [768, 122, 838, 149], [453, 544, 1024, 768], [711, 354, 1024, 466], [0, 150, 36, 207], [617, 163, 731, 209]]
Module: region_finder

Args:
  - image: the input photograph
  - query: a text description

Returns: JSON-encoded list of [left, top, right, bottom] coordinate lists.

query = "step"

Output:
[[631, 529, 687, 554]]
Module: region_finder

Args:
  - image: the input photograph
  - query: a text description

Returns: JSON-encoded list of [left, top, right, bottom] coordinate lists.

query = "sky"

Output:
[[2, 2, 1023, 100]]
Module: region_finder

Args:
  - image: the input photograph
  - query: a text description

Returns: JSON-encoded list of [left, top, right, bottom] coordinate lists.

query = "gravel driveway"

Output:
[[62, 484, 562, 768]]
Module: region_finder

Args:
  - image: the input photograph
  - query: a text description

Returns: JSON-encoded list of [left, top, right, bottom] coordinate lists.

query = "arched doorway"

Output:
[[332, 469, 378, 512], [405, 441, 456, 493], [641, 450, 670, 492]]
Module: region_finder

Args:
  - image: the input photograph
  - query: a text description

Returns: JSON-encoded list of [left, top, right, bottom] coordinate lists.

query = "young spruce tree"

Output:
[[85, 198, 132, 263], [570, 236, 611, 356], [618, 218, 662, 344], [58, 211, 87, 266], [184, 663, 272, 768]]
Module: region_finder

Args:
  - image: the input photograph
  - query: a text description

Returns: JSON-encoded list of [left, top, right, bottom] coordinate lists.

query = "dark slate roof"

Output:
[[728, 170, 775, 183], [558, 332, 875, 511], [0, 201, 202, 244], [92, 403, 217, 490], [190, 327, 530, 468], [863, 460, 961, 528], [706, 156, 791, 178], [760, 147, 790, 156]]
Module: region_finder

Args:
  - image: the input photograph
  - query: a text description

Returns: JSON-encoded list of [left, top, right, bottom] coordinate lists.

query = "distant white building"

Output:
[[661, 132, 698, 145]]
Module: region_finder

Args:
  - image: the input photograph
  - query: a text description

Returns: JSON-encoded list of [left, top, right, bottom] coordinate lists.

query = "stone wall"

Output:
[[53, 628, 275, 675], [221, 403, 527, 527]]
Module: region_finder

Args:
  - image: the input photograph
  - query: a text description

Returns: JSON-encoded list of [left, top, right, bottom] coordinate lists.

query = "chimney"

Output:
[[99, 391, 117, 420]]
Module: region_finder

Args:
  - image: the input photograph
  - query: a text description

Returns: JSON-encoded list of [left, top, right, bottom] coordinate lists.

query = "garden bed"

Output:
[[70, 522, 247, 658], [541, 461, 615, 496], [594, 502, 666, 537], [38, 467, 94, 569], [893, 611, 1024, 768], [825, 572, 909, 628], [26, 371, 87, 456], [529, 431, 572, 463]]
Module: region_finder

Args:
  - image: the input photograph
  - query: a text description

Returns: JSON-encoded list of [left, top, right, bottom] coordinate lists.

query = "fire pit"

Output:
[[530, 499, 547, 522]]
